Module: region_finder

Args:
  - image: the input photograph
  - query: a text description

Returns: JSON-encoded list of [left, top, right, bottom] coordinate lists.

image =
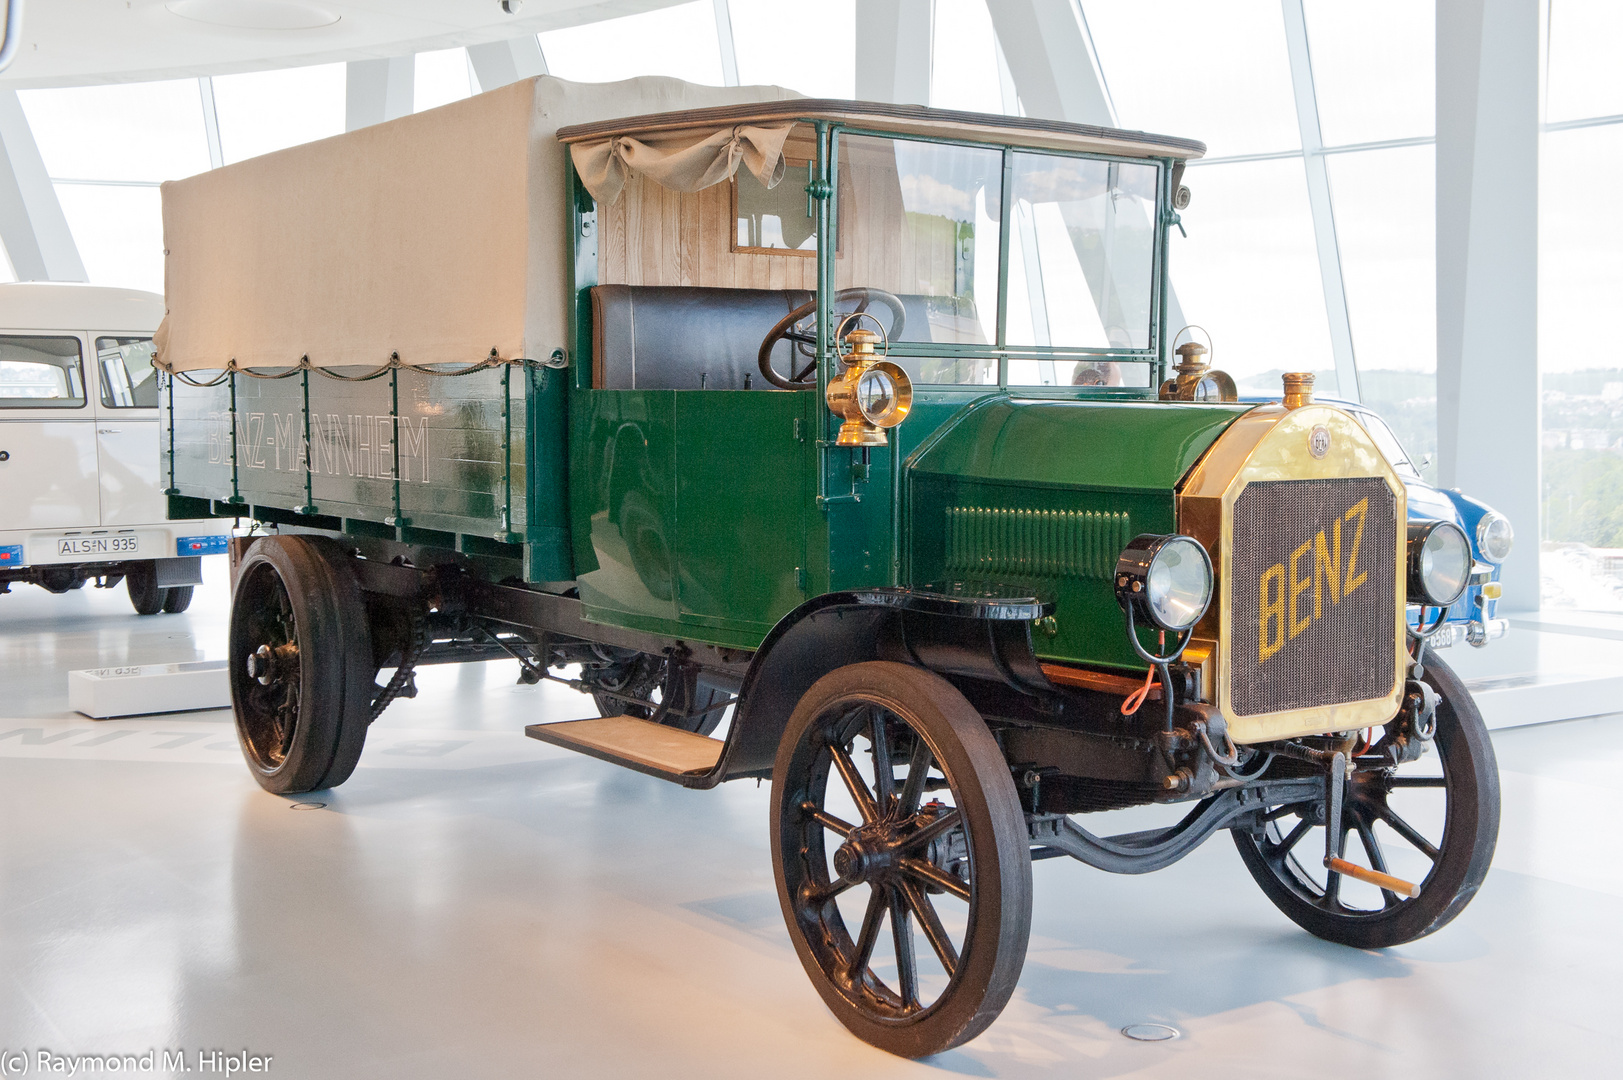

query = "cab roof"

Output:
[[0, 282, 164, 334], [555, 98, 1207, 162]]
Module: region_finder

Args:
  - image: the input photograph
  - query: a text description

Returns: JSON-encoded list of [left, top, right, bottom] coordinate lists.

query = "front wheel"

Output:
[[771, 662, 1032, 1058], [1232, 653, 1500, 948], [228, 537, 376, 794]]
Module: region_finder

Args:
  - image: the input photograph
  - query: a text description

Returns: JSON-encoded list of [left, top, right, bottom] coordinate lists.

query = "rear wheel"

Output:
[[771, 662, 1031, 1058], [1232, 653, 1500, 948], [161, 585, 194, 613], [127, 563, 165, 615], [228, 537, 376, 794]]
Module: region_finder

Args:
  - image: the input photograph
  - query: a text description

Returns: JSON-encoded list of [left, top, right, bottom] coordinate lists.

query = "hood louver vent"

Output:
[[945, 507, 1131, 581]]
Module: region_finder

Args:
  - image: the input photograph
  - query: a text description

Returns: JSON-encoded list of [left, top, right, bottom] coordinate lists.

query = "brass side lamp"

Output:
[[1159, 335, 1238, 403], [826, 314, 912, 447]]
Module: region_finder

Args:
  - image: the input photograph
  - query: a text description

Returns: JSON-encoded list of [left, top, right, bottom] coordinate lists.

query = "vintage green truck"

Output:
[[155, 76, 1499, 1057]]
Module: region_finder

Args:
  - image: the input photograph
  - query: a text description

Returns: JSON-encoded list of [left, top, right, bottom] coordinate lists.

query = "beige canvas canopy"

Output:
[[153, 75, 803, 373]]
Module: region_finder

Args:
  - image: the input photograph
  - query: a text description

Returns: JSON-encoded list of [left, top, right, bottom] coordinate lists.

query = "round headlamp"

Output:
[[1407, 521, 1471, 607], [1476, 511, 1514, 563], [1115, 534, 1213, 633]]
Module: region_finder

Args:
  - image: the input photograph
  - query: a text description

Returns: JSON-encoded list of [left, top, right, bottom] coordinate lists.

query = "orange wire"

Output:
[[1121, 632, 1166, 716], [1120, 665, 1158, 715]]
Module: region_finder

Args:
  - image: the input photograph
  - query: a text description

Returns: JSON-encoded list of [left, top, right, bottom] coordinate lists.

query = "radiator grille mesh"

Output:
[[1229, 478, 1396, 717]]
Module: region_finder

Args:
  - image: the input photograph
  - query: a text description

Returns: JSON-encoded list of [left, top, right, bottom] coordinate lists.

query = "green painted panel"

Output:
[[525, 365, 573, 581], [673, 391, 813, 635], [571, 389, 679, 626], [822, 393, 977, 594]]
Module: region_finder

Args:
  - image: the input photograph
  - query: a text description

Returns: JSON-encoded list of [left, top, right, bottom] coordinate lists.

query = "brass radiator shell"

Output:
[[1177, 404, 1407, 743]]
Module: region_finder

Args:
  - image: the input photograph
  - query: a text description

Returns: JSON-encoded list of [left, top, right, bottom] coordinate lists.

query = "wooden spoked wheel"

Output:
[[1232, 653, 1500, 948], [771, 662, 1031, 1058]]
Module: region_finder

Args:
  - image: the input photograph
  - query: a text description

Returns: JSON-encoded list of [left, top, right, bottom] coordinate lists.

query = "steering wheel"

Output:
[[757, 287, 907, 390]]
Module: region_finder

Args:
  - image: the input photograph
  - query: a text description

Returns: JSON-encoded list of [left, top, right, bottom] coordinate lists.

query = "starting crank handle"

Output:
[[1325, 857, 1421, 899]]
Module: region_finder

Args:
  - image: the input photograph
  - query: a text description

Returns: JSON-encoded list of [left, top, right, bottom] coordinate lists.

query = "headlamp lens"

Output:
[[1477, 511, 1514, 563], [1411, 521, 1471, 607], [1144, 536, 1213, 631]]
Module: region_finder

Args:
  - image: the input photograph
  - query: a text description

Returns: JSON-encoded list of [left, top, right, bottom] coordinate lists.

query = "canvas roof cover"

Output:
[[153, 75, 803, 373]]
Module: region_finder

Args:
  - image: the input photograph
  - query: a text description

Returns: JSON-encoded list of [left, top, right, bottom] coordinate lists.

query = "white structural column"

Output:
[[0, 90, 86, 282], [467, 35, 548, 91], [1281, 0, 1360, 401], [345, 56, 415, 132], [983, 0, 1112, 126], [854, 0, 933, 106], [197, 77, 224, 169], [1436, 0, 1541, 610], [712, 0, 740, 87], [987, 0, 1188, 344]]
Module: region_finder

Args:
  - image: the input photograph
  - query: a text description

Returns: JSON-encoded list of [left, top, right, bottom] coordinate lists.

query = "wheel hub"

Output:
[[833, 825, 901, 884], [246, 642, 298, 686]]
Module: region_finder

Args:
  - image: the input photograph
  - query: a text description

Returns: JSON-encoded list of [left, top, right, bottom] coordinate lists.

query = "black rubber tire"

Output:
[[771, 661, 1032, 1058], [1232, 653, 1500, 948], [126, 563, 166, 615], [228, 536, 375, 794], [161, 585, 194, 613]]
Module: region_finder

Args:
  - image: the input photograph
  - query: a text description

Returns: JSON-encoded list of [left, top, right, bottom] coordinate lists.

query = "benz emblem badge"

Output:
[[1309, 426, 1331, 458]]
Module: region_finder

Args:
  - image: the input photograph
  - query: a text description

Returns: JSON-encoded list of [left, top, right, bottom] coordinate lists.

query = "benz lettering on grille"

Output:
[[1229, 478, 1397, 716]]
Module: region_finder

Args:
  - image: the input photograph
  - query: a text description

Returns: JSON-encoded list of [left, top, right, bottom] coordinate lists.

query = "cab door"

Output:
[[90, 335, 167, 526], [0, 333, 100, 530]]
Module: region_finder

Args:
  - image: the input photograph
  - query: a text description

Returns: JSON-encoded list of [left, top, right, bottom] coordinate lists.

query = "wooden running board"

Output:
[[525, 715, 724, 780]]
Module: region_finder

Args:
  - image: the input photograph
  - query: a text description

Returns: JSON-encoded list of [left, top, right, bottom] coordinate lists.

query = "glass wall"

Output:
[[1540, 1, 1623, 613], [18, 78, 212, 293], [12, 0, 1612, 619]]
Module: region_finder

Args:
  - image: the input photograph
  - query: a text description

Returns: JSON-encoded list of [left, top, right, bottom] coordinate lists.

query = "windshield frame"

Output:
[[820, 123, 1170, 392]]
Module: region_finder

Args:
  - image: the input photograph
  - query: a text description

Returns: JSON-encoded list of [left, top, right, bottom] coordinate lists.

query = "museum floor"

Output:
[[2, 563, 1620, 1079]]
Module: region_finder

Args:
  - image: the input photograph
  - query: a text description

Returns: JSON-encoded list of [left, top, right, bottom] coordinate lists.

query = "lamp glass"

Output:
[[1419, 524, 1471, 605], [1147, 537, 1212, 630]]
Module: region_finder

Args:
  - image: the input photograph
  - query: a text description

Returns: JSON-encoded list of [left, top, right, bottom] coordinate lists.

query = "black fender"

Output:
[[713, 586, 1056, 783]]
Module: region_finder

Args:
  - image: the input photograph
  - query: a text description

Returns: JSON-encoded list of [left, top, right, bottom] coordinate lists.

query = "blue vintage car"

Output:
[[1242, 393, 1514, 648]]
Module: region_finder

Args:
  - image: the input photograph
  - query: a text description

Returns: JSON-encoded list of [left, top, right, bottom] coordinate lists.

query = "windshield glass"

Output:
[[834, 133, 1161, 387], [1357, 409, 1422, 480], [1005, 152, 1159, 353], [837, 134, 1002, 385]]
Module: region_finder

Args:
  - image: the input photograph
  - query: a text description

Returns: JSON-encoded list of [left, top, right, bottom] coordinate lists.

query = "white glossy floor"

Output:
[[3, 562, 1621, 1079]]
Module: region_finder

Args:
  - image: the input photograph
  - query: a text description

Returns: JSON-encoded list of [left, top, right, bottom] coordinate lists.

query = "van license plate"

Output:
[[57, 536, 139, 556]]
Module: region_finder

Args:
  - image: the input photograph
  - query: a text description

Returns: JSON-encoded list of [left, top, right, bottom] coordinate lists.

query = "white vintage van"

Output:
[[0, 282, 230, 614]]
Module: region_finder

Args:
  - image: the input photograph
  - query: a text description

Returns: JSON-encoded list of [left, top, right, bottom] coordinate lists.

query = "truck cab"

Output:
[[0, 282, 230, 612]]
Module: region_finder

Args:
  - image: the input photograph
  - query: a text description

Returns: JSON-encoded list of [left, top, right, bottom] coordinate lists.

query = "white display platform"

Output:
[[68, 660, 230, 719]]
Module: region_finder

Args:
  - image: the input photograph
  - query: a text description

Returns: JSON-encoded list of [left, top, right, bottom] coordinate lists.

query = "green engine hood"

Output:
[[905, 395, 1252, 672], [909, 396, 1251, 492]]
